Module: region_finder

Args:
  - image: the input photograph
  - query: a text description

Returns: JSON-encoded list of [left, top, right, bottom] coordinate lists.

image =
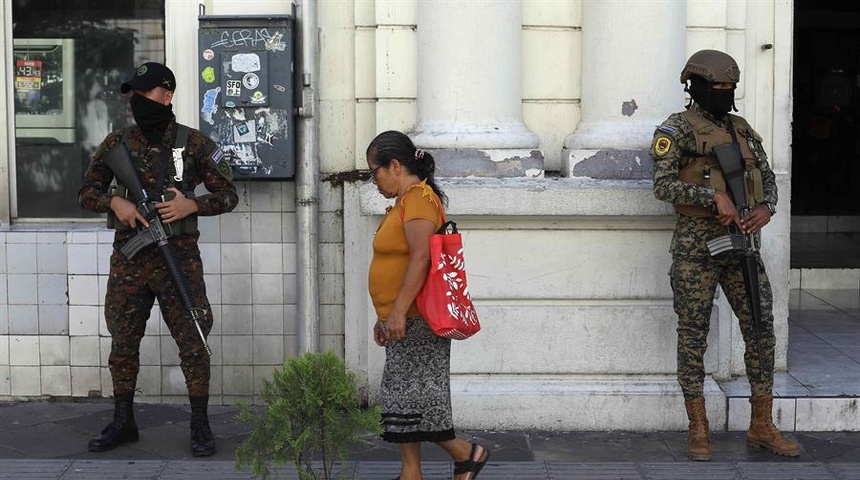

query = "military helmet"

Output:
[[680, 49, 740, 84]]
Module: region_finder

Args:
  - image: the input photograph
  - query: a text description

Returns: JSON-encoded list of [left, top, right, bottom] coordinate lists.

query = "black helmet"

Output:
[[680, 50, 740, 84]]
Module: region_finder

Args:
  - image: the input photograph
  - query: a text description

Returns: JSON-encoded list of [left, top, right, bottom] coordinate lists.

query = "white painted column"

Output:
[[562, 0, 685, 178], [165, 0, 205, 127], [410, 0, 541, 177]]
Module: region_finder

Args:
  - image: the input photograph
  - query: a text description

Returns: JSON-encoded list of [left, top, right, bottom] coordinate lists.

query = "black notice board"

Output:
[[198, 15, 294, 179]]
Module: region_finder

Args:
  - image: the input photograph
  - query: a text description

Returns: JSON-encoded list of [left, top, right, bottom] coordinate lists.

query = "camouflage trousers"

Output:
[[105, 236, 213, 397], [670, 252, 775, 400]]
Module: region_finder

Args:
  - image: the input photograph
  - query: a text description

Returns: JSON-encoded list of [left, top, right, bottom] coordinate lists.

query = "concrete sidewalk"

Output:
[[1, 400, 859, 479]]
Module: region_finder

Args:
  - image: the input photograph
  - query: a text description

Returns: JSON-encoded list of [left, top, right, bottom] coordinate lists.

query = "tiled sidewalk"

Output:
[[0, 400, 858, 479], [1, 458, 860, 480]]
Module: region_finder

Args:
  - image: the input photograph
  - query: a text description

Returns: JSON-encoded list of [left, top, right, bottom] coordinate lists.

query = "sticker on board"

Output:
[[226, 80, 241, 97], [242, 73, 260, 90], [231, 53, 261, 73]]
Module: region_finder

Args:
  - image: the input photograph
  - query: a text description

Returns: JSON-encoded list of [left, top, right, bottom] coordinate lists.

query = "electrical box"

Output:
[[198, 15, 294, 179]]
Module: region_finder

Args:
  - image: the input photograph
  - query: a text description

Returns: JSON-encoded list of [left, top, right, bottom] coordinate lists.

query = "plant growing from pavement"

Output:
[[235, 350, 382, 480]]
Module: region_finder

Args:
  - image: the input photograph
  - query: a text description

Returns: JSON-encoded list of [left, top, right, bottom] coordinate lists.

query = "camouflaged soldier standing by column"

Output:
[[650, 50, 801, 461], [79, 62, 238, 457]]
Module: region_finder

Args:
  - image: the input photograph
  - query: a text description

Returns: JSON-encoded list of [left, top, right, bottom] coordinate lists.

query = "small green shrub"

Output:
[[235, 351, 382, 480]]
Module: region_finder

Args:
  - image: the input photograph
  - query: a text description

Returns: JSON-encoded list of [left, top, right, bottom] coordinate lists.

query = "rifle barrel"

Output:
[[740, 251, 766, 379]]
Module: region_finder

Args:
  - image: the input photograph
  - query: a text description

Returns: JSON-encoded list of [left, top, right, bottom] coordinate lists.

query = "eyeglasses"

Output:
[[366, 165, 382, 180]]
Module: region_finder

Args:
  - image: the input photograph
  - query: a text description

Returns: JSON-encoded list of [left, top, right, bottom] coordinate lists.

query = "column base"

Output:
[[451, 374, 727, 431], [562, 120, 658, 180], [562, 147, 653, 180], [430, 148, 545, 178]]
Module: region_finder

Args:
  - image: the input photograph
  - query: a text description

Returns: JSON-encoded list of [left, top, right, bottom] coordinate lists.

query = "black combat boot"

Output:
[[189, 395, 216, 457], [88, 391, 139, 452]]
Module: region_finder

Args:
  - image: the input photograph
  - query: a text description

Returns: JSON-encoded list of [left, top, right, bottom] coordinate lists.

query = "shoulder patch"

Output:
[[656, 124, 681, 137], [210, 148, 224, 164], [207, 147, 233, 181], [653, 136, 673, 157], [217, 159, 233, 180]]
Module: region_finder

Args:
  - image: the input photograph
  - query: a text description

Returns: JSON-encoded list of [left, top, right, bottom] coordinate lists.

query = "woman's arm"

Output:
[[383, 217, 436, 342]]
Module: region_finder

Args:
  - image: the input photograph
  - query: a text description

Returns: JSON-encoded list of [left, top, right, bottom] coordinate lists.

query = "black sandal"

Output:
[[453, 443, 490, 480]]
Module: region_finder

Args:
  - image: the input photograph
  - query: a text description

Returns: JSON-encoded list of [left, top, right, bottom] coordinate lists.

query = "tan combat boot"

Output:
[[747, 394, 801, 457], [684, 397, 712, 461]]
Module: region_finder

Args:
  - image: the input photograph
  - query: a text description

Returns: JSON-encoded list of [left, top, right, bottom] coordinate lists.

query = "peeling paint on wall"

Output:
[[571, 150, 653, 180], [622, 99, 638, 117]]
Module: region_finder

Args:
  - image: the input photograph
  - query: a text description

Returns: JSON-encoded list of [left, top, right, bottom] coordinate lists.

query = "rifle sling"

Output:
[[125, 124, 189, 200]]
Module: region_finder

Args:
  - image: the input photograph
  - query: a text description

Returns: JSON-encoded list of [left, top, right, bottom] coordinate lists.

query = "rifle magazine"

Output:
[[120, 230, 156, 260], [707, 234, 746, 257]]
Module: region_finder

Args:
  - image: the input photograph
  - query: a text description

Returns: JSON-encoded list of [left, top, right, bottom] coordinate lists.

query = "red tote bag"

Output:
[[415, 221, 481, 340]]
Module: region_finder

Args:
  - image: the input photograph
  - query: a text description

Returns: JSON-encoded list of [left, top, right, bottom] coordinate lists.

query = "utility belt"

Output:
[[107, 185, 199, 236], [674, 154, 764, 218]]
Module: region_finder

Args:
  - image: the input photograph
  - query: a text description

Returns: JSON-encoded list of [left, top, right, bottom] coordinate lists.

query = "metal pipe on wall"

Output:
[[294, 0, 320, 354], [1, 1, 15, 223]]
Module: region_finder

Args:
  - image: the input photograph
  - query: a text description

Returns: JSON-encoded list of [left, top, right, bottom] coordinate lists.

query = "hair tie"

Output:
[[414, 149, 425, 160]]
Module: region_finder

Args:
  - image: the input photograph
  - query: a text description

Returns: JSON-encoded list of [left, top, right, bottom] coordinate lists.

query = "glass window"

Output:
[[12, 0, 165, 218]]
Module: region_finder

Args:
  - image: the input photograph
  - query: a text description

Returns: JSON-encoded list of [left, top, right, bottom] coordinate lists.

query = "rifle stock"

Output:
[[103, 143, 148, 205]]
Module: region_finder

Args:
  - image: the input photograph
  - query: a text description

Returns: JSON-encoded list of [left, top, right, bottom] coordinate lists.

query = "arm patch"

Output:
[[208, 147, 234, 181], [656, 124, 681, 137], [210, 148, 224, 164], [653, 136, 673, 156]]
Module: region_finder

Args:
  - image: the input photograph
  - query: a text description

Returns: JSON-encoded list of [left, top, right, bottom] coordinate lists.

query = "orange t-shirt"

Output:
[[368, 181, 443, 320]]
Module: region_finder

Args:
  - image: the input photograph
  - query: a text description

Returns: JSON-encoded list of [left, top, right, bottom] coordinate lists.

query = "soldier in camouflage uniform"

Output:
[[650, 50, 800, 461], [79, 62, 237, 456]]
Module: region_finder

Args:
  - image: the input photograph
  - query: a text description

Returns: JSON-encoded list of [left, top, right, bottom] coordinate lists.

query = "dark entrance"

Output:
[[791, 0, 860, 268]]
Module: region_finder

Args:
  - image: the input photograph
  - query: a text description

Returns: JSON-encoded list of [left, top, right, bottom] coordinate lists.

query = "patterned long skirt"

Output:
[[380, 316, 456, 443]]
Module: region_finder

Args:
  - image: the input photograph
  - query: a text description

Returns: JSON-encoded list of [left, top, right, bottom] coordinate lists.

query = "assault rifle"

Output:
[[705, 139, 764, 379], [103, 143, 211, 356]]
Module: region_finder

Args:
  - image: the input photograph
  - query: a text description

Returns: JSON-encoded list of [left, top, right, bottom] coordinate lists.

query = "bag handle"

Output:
[[437, 221, 457, 234]]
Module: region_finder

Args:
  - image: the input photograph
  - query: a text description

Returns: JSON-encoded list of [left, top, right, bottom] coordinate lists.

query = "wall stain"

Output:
[[622, 99, 638, 117]]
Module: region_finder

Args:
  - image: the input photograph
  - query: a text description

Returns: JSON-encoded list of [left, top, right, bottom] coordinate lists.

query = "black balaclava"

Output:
[[687, 76, 736, 117], [130, 93, 175, 143]]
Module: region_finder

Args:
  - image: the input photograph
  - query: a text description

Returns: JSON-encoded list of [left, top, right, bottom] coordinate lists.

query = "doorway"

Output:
[[791, 0, 860, 268], [787, 2, 860, 408]]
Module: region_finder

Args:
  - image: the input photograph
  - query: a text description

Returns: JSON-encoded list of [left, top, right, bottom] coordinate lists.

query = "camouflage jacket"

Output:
[[79, 121, 238, 240], [650, 103, 777, 255]]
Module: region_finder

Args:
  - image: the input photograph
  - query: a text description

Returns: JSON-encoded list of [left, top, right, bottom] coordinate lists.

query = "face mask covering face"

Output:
[[130, 93, 175, 142], [703, 88, 735, 117], [688, 78, 736, 117]]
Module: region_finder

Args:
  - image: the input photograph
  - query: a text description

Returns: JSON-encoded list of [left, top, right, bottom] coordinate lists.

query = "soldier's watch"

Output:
[[764, 202, 776, 216]]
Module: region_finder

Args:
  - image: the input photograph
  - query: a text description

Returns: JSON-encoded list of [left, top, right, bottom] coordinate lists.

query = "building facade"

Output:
[[0, 0, 795, 431]]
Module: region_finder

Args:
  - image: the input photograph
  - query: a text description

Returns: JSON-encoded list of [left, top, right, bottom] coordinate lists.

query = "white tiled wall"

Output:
[[0, 180, 346, 403]]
